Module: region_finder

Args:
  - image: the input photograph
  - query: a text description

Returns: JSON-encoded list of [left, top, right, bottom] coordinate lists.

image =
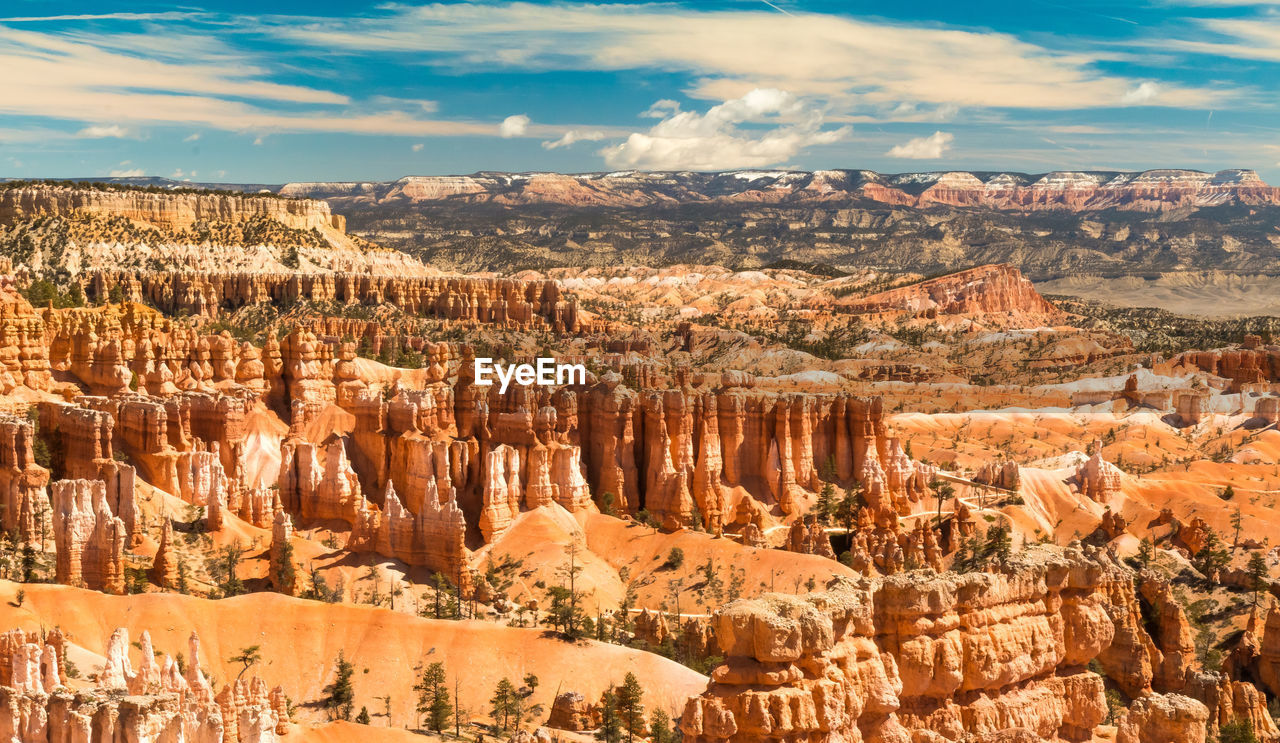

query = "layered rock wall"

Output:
[[0, 185, 342, 232], [679, 546, 1202, 743]]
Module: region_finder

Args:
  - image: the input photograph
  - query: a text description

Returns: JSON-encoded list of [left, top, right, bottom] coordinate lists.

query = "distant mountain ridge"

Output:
[[278, 168, 1280, 212]]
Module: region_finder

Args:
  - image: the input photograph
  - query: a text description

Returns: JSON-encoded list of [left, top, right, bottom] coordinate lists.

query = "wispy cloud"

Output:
[[78, 124, 132, 138], [1163, 16, 1280, 62], [0, 12, 201, 23], [0, 24, 496, 138], [267, 2, 1228, 111], [543, 130, 607, 150]]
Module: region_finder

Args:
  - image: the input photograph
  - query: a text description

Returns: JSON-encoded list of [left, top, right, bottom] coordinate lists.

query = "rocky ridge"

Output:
[[281, 169, 1280, 212]]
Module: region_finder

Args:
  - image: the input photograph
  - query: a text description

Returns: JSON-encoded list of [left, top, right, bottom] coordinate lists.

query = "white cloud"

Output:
[[412, 143, 424, 152], [0, 26, 495, 138], [642, 100, 681, 118], [1121, 82, 1161, 104], [108, 167, 145, 177], [183, 132, 201, 142], [542, 130, 606, 150], [500, 114, 530, 138], [601, 88, 849, 170], [1163, 17, 1280, 63], [269, 3, 1225, 111], [78, 124, 131, 138], [0, 12, 200, 22], [253, 135, 267, 146], [886, 131, 954, 159]]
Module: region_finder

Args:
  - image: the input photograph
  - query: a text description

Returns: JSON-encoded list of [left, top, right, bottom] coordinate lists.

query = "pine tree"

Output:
[[322, 651, 355, 721], [951, 537, 971, 573], [982, 524, 1012, 567], [595, 689, 623, 743], [489, 678, 519, 731], [355, 706, 370, 725], [415, 661, 452, 732], [20, 544, 36, 583], [1220, 719, 1259, 743], [273, 539, 296, 593], [228, 645, 261, 682], [1248, 551, 1270, 609], [1193, 530, 1231, 582], [836, 484, 864, 532], [814, 482, 836, 525], [617, 673, 645, 743], [934, 480, 956, 527], [1136, 537, 1154, 569], [649, 708, 675, 743]]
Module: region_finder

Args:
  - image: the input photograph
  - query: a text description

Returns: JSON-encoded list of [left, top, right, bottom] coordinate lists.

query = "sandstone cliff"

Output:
[[282, 169, 1280, 212], [0, 183, 342, 232], [679, 545, 1208, 743]]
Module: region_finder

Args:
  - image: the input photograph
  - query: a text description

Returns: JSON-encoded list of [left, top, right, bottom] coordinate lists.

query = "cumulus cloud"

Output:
[[108, 167, 146, 177], [78, 124, 131, 138], [542, 129, 606, 150], [601, 88, 848, 170], [886, 131, 954, 159], [500, 114, 530, 138], [183, 132, 201, 142], [412, 143, 424, 152], [1121, 82, 1161, 104]]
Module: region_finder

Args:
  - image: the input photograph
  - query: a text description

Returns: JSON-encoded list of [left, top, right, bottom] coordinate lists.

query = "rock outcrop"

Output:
[[282, 169, 1280, 213], [839, 264, 1063, 327], [0, 625, 288, 742], [50, 479, 126, 594], [680, 545, 1133, 742], [1076, 447, 1123, 502]]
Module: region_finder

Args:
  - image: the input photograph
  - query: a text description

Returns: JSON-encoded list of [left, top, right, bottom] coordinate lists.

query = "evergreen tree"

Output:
[[1220, 719, 1259, 743], [595, 689, 623, 743], [1193, 530, 1231, 582], [19, 544, 36, 583], [1248, 551, 1270, 609], [982, 524, 1012, 567], [814, 482, 836, 525], [355, 706, 370, 725], [322, 651, 355, 721], [933, 480, 956, 527], [1136, 537, 1154, 569], [550, 543, 586, 638], [951, 538, 972, 574], [489, 677, 520, 732], [415, 661, 452, 732], [649, 709, 675, 743], [836, 484, 864, 532], [617, 673, 645, 743], [273, 539, 296, 593], [228, 645, 261, 682]]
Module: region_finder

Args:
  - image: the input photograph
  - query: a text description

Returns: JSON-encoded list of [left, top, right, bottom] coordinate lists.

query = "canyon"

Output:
[[0, 180, 1274, 743]]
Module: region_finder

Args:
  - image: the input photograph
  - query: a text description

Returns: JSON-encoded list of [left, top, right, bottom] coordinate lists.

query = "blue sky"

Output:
[[2, 0, 1280, 182]]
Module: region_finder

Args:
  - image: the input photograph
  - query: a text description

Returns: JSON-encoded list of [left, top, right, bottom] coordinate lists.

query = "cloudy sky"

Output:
[[2, 0, 1280, 182]]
